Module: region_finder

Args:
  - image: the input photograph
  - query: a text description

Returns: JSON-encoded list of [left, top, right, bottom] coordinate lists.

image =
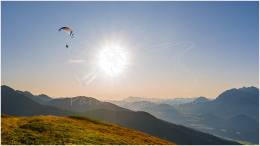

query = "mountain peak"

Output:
[[218, 86, 258, 97], [215, 86, 259, 105], [1, 85, 14, 91], [38, 94, 49, 97], [192, 96, 209, 104], [72, 96, 100, 103], [238, 86, 259, 94]]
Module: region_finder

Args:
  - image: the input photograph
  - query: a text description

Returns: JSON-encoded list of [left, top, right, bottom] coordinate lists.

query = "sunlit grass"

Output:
[[1, 115, 174, 145]]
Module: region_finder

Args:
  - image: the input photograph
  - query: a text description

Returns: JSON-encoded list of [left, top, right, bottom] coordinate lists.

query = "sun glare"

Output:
[[97, 43, 129, 77]]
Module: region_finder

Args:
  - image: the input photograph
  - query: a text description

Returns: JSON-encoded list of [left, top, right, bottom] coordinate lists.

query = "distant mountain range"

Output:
[[112, 87, 259, 144], [110, 96, 198, 105], [1, 85, 239, 145]]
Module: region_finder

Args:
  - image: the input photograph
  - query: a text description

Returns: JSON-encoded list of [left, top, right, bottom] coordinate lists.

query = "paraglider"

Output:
[[58, 26, 74, 48]]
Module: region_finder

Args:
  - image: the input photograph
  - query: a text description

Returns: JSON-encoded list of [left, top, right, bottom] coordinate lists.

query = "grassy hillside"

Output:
[[1, 115, 174, 145]]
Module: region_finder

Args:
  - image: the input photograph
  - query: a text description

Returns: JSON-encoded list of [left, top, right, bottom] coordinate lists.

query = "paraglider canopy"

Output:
[[58, 26, 74, 38]]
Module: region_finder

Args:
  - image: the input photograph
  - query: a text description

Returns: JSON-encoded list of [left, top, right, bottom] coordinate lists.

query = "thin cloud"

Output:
[[68, 59, 86, 63]]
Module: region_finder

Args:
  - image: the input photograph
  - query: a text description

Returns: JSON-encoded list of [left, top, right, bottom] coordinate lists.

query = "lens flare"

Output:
[[97, 44, 128, 77]]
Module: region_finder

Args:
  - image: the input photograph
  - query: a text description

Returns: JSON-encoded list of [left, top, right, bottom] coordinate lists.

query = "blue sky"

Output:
[[2, 1, 259, 99]]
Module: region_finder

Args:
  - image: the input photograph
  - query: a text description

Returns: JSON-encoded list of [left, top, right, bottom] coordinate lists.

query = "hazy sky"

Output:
[[2, 1, 259, 100]]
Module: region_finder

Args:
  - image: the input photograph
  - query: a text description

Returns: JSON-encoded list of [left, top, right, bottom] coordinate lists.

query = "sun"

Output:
[[97, 43, 129, 77]]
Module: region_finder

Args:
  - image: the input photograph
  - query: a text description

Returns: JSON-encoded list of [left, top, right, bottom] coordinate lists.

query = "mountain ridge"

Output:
[[1, 85, 240, 145]]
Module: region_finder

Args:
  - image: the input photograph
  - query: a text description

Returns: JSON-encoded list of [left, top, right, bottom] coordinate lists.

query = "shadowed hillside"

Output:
[[1, 115, 173, 145], [1, 85, 73, 116]]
